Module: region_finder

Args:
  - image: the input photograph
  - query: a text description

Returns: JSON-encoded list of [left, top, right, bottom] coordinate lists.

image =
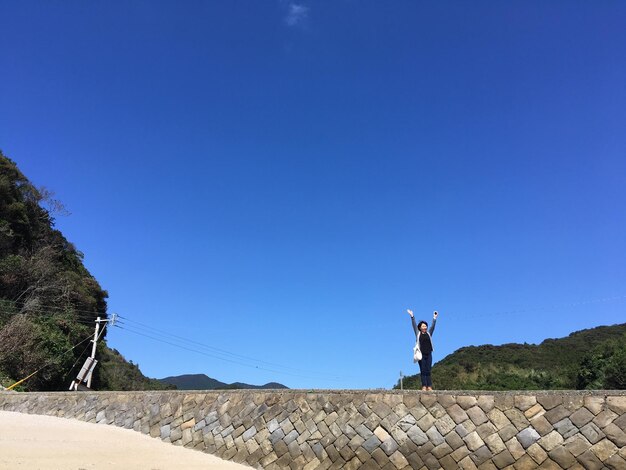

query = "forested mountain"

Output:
[[159, 373, 288, 390], [0, 151, 172, 391], [398, 323, 626, 390]]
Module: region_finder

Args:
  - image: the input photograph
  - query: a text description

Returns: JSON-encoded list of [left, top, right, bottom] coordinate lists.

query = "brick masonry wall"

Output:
[[1, 390, 626, 469]]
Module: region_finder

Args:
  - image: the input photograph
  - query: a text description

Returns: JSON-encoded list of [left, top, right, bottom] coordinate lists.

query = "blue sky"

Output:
[[1, 1, 625, 389]]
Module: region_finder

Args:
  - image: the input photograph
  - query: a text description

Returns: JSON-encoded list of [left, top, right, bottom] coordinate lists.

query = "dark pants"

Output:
[[418, 353, 433, 387]]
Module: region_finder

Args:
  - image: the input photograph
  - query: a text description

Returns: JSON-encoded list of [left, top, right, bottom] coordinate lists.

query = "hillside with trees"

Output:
[[0, 151, 172, 391], [159, 373, 288, 390], [398, 323, 626, 390]]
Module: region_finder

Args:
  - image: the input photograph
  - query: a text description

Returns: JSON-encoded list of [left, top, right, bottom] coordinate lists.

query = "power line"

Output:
[[5, 331, 96, 390], [116, 315, 342, 377], [113, 324, 345, 382]]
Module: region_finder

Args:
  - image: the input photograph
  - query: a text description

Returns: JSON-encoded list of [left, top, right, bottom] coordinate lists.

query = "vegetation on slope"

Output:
[[0, 151, 171, 391], [398, 323, 626, 390], [159, 373, 288, 390]]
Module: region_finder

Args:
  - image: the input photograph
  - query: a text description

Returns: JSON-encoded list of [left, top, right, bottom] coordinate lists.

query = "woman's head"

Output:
[[417, 321, 428, 333]]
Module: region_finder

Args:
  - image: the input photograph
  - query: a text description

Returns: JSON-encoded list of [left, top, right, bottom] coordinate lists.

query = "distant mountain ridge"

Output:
[[159, 373, 288, 390], [399, 322, 626, 390]]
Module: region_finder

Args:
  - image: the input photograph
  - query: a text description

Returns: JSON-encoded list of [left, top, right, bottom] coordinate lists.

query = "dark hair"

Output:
[[417, 321, 428, 330]]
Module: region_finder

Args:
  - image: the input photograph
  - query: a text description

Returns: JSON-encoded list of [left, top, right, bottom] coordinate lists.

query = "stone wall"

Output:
[[1, 390, 626, 469]]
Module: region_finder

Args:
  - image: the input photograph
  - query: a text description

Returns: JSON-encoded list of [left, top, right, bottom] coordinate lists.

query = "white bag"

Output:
[[413, 343, 422, 363]]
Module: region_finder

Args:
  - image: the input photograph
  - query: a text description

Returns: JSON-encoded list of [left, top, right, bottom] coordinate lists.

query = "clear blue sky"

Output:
[[1, 1, 625, 389]]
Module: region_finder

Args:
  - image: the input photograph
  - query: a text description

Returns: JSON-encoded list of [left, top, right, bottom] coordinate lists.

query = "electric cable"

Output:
[[6, 331, 96, 390], [113, 324, 345, 382], [116, 315, 339, 376]]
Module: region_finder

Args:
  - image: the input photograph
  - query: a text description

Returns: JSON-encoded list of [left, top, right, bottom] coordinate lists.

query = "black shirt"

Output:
[[419, 332, 433, 354]]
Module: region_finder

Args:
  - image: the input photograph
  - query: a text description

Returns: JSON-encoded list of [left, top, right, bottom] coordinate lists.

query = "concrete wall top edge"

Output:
[[2, 389, 625, 397]]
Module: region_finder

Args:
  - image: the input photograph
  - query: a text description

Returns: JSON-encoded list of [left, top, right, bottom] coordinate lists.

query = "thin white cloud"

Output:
[[285, 3, 309, 27]]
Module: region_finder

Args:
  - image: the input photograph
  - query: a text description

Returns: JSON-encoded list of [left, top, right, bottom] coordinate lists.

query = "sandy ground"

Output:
[[0, 410, 252, 470]]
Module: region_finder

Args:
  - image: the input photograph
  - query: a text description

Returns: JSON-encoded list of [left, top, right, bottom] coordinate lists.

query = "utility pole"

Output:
[[69, 314, 116, 391], [399, 371, 404, 391]]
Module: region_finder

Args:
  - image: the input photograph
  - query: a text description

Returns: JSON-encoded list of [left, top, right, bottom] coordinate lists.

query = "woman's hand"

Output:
[[407, 309, 414, 318], [433, 311, 438, 319]]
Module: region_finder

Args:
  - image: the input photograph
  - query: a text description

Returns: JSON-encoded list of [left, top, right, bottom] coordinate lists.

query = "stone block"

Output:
[[469, 445, 493, 466], [492, 449, 515, 469], [592, 409, 617, 428], [451, 445, 471, 463], [538, 430, 563, 452], [338, 442, 355, 461], [548, 446, 577, 468], [505, 437, 525, 460], [563, 434, 591, 457], [436, 415, 457, 436], [527, 442, 548, 464], [449, 404, 470, 424], [529, 415, 553, 436], [580, 422, 605, 444], [484, 433, 506, 454], [362, 434, 382, 453], [464, 431, 485, 451], [543, 405, 570, 425], [406, 425, 428, 445], [498, 424, 518, 442], [536, 395, 562, 411], [476, 422, 497, 440], [440, 454, 459, 470], [406, 451, 424, 469], [432, 442, 453, 459], [456, 420, 477, 437], [607, 396, 626, 414], [458, 455, 479, 470], [380, 437, 399, 456], [420, 394, 438, 408], [584, 396, 605, 415], [576, 449, 604, 470], [348, 434, 365, 451], [356, 423, 374, 440], [514, 454, 538, 470], [417, 412, 436, 432], [523, 403, 545, 419], [604, 422, 626, 447], [371, 447, 390, 466], [374, 425, 391, 442], [590, 437, 618, 461], [477, 395, 495, 413], [232, 425, 246, 439], [536, 458, 561, 469], [457, 396, 478, 410], [488, 409, 512, 431], [445, 430, 465, 450], [354, 446, 371, 463], [494, 394, 514, 412], [371, 401, 393, 420], [517, 427, 541, 449], [426, 426, 445, 446], [284, 429, 299, 446], [439, 394, 457, 408], [605, 453, 626, 470], [614, 413, 626, 432], [325, 444, 340, 462], [389, 450, 409, 469], [563, 394, 584, 412], [467, 406, 489, 426], [423, 452, 443, 470], [514, 396, 537, 411], [504, 408, 529, 431], [570, 407, 594, 427], [553, 418, 578, 439]]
